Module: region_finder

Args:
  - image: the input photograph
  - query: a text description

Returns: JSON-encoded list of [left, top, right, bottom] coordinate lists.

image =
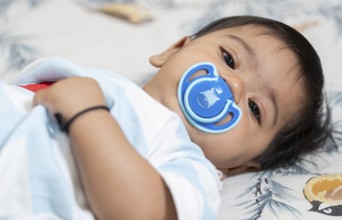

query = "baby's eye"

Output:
[[248, 100, 261, 122], [222, 50, 235, 69]]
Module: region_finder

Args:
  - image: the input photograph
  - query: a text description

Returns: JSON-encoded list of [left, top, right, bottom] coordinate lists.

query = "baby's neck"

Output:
[[142, 76, 164, 103], [143, 75, 182, 118]]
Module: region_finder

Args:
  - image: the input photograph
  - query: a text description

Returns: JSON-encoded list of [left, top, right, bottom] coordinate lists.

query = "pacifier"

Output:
[[177, 62, 242, 133]]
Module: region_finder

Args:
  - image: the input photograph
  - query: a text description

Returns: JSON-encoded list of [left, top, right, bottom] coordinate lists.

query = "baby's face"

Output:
[[146, 25, 305, 170]]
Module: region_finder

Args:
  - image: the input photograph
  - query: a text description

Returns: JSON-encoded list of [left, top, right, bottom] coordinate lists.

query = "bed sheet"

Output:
[[1, 0, 342, 219]]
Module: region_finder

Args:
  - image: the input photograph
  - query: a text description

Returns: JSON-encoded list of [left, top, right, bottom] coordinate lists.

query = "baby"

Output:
[[2, 16, 329, 220]]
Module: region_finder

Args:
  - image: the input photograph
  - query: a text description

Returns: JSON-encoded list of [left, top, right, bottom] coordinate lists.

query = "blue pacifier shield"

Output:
[[178, 62, 242, 133]]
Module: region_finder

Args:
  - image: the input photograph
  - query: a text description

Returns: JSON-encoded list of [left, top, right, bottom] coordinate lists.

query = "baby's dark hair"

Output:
[[192, 16, 331, 169]]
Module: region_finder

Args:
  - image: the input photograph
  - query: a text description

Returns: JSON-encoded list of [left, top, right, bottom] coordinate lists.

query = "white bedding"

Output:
[[1, 0, 342, 219]]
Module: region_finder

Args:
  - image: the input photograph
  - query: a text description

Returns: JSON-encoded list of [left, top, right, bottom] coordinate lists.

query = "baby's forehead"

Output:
[[212, 25, 284, 42], [205, 25, 294, 56]]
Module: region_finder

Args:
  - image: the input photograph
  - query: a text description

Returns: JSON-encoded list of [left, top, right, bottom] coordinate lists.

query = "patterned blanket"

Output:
[[1, 1, 341, 219]]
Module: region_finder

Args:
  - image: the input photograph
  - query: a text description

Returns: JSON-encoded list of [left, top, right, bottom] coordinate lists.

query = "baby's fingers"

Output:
[[32, 77, 107, 121], [32, 89, 56, 114], [33, 89, 47, 106]]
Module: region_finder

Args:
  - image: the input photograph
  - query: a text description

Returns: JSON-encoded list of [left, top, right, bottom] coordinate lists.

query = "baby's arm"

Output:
[[33, 77, 177, 220]]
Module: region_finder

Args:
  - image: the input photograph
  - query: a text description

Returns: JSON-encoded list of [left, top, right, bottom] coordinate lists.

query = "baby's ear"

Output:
[[149, 36, 192, 67], [220, 161, 261, 178]]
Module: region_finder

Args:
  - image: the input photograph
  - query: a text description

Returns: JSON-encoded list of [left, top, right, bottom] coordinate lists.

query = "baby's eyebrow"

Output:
[[267, 86, 279, 127], [258, 76, 279, 127], [226, 34, 255, 56]]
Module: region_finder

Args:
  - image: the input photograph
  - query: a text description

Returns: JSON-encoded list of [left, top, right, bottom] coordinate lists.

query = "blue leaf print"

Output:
[[0, 31, 37, 73]]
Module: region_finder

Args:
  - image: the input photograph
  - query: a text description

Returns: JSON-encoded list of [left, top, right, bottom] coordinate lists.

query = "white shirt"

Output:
[[2, 57, 221, 220]]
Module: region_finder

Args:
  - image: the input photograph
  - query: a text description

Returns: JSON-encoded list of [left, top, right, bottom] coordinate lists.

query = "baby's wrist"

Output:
[[55, 105, 110, 133]]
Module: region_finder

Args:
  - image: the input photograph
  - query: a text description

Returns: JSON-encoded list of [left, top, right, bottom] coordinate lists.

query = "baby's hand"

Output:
[[33, 77, 106, 122]]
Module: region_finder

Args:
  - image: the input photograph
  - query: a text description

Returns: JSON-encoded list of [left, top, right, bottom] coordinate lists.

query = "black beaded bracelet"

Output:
[[54, 105, 110, 133]]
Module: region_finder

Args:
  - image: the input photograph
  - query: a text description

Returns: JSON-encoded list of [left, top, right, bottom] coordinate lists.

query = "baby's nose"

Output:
[[220, 74, 243, 104]]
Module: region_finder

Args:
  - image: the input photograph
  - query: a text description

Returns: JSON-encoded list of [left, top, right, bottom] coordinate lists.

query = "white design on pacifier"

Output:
[[177, 62, 242, 133], [198, 88, 220, 108]]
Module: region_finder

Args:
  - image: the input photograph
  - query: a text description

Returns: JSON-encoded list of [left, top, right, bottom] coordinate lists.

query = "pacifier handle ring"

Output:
[[178, 62, 242, 133], [184, 88, 231, 123]]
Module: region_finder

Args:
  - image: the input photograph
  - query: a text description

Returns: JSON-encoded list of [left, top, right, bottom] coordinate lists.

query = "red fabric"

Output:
[[20, 81, 55, 93]]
